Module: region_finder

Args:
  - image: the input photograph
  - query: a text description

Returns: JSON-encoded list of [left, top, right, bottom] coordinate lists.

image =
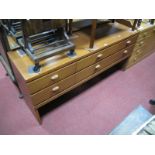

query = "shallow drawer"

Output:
[[125, 34, 138, 46], [76, 45, 134, 82], [77, 35, 137, 71], [138, 34, 152, 42], [76, 65, 96, 83], [31, 74, 76, 105], [27, 62, 76, 94], [131, 44, 153, 63], [138, 28, 155, 40], [98, 45, 134, 70], [134, 40, 145, 50], [134, 48, 144, 57], [95, 36, 137, 60], [134, 34, 155, 51]]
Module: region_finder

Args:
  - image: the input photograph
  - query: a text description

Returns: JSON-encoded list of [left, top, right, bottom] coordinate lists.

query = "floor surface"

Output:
[[0, 52, 155, 135]]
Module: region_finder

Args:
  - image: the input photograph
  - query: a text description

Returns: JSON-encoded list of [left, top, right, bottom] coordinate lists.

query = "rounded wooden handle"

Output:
[[97, 54, 103, 58], [51, 74, 59, 80], [126, 40, 131, 45], [123, 50, 128, 54], [95, 64, 101, 69], [52, 86, 60, 92]]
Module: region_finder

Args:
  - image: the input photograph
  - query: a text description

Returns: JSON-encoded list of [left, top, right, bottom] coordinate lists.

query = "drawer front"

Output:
[[134, 40, 145, 50], [27, 62, 76, 94], [138, 27, 155, 41], [134, 48, 144, 57], [77, 54, 96, 71], [98, 45, 134, 69], [31, 74, 76, 105], [134, 33, 155, 51], [129, 43, 154, 64], [77, 35, 137, 71], [138, 34, 151, 42], [77, 45, 134, 82], [126, 34, 138, 46], [76, 65, 95, 83]]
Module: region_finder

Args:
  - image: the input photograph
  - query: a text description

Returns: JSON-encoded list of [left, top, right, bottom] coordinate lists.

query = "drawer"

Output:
[[77, 35, 137, 71], [31, 74, 76, 105], [95, 36, 137, 59], [134, 40, 145, 50], [77, 54, 97, 71], [134, 33, 155, 51], [138, 28, 155, 40], [76, 45, 134, 82], [125, 34, 138, 46], [134, 48, 143, 56], [98, 45, 134, 69], [76, 65, 96, 83], [132, 56, 138, 63], [131, 44, 153, 63], [138, 33, 151, 41], [27, 62, 76, 94]]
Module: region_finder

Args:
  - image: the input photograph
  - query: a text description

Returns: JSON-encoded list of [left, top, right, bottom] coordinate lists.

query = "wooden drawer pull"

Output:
[[95, 64, 101, 69], [123, 50, 128, 54], [52, 86, 60, 92], [126, 40, 131, 45], [97, 54, 103, 59], [51, 74, 59, 80]]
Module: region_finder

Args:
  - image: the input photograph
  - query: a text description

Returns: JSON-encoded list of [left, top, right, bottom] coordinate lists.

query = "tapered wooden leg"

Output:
[[68, 19, 73, 35], [34, 108, 42, 124], [89, 19, 97, 49], [132, 19, 138, 31]]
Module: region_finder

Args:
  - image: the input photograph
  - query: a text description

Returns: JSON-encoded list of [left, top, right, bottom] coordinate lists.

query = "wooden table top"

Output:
[[8, 22, 137, 82]]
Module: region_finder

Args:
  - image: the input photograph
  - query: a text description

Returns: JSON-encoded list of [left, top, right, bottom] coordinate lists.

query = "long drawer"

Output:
[[31, 74, 76, 105], [76, 45, 134, 82], [27, 62, 76, 94], [77, 35, 137, 71]]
